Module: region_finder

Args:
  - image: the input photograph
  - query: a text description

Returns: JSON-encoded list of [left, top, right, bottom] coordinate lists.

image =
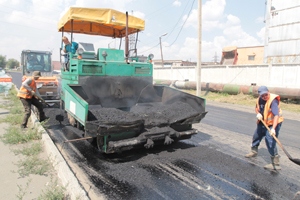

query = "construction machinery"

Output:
[[21, 50, 60, 104], [58, 7, 207, 153]]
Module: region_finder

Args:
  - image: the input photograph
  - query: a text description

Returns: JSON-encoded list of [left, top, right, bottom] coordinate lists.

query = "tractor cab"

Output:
[[21, 50, 52, 77], [20, 50, 60, 103]]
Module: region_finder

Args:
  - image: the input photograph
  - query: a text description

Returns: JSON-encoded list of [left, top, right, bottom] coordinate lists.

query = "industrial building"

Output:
[[264, 0, 300, 64]]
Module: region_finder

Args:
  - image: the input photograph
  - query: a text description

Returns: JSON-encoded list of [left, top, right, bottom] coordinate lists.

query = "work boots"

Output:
[[245, 146, 258, 158], [264, 155, 281, 170]]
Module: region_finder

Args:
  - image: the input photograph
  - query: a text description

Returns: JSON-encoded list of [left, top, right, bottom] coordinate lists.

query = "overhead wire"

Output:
[[138, 43, 160, 54], [139, 0, 195, 54], [144, 0, 175, 20], [139, 0, 191, 47], [0, 1, 196, 56], [163, 0, 191, 41], [166, 0, 196, 47]]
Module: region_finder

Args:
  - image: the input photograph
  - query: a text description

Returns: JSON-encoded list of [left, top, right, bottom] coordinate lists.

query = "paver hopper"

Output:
[[58, 7, 207, 153]]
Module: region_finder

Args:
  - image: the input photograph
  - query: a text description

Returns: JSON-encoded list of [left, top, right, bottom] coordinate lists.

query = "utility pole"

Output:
[[159, 33, 168, 67], [129, 10, 136, 57], [196, 0, 202, 96]]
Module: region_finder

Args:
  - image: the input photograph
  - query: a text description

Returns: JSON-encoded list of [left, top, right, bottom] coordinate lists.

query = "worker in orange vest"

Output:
[[245, 86, 283, 170], [17, 71, 48, 129]]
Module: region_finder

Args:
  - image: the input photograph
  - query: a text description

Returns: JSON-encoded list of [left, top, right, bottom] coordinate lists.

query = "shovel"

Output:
[[33, 94, 54, 107], [260, 119, 300, 166]]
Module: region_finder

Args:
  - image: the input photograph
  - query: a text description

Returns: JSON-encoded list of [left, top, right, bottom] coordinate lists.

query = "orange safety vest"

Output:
[[17, 77, 36, 99], [256, 93, 284, 126]]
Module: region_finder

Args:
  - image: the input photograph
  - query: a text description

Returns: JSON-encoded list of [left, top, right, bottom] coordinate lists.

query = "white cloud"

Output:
[[202, 0, 226, 21], [0, 36, 31, 58], [177, 37, 197, 60], [131, 11, 145, 20], [161, 37, 224, 62], [177, 0, 264, 61], [173, 0, 181, 7], [74, 0, 134, 12], [256, 16, 264, 23], [173, 37, 224, 62], [0, 0, 19, 4], [0, 0, 265, 63], [223, 25, 262, 47], [225, 14, 240, 26], [184, 0, 226, 31], [257, 27, 265, 43]]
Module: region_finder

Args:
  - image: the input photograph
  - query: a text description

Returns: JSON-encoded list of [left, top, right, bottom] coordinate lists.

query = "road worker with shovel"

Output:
[[245, 86, 283, 170], [17, 71, 49, 129]]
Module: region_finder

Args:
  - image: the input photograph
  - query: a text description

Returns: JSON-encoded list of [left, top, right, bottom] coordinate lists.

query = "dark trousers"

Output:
[[20, 97, 46, 127], [251, 122, 282, 156]]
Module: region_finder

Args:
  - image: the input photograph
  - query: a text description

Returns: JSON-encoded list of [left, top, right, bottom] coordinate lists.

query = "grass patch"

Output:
[[1, 88, 24, 114], [16, 179, 32, 200], [12, 142, 43, 156], [10, 105, 24, 114], [1, 126, 42, 144], [38, 176, 68, 200], [0, 113, 23, 125], [0, 87, 63, 198], [15, 155, 52, 177]]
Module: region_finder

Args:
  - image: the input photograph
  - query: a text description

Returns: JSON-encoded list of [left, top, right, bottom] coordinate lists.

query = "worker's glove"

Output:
[[270, 128, 276, 137], [256, 113, 262, 121], [31, 91, 36, 96]]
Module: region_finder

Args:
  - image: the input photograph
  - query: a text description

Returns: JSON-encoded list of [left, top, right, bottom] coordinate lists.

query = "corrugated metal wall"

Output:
[[264, 0, 300, 64]]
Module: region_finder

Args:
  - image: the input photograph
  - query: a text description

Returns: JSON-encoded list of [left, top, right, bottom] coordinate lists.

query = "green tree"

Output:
[[7, 58, 19, 69], [0, 55, 7, 69]]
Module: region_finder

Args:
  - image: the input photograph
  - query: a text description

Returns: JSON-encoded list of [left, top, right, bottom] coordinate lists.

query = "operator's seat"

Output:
[[77, 42, 96, 59]]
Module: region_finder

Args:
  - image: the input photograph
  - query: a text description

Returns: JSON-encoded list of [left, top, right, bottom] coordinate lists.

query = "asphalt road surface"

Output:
[[8, 71, 300, 200]]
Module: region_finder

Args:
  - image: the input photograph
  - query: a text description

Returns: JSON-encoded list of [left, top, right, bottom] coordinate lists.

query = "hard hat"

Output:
[[32, 71, 41, 77]]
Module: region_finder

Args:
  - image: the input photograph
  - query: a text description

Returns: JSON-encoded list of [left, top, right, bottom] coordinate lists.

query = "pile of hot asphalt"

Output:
[[44, 101, 198, 129], [88, 101, 198, 128]]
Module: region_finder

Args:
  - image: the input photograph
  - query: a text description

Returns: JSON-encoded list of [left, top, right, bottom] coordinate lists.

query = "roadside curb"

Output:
[[30, 112, 90, 200], [11, 76, 89, 199]]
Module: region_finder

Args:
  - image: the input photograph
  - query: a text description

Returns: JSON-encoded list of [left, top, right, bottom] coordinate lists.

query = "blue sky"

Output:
[[0, 0, 266, 63]]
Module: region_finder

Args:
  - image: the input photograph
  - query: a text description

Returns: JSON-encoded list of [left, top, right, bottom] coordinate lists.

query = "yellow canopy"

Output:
[[57, 7, 145, 38]]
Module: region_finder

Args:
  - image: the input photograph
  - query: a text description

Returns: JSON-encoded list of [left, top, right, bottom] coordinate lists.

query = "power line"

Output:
[[166, 0, 196, 47], [138, 0, 193, 53], [144, 0, 175, 20], [164, 0, 192, 41], [138, 43, 160, 54]]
